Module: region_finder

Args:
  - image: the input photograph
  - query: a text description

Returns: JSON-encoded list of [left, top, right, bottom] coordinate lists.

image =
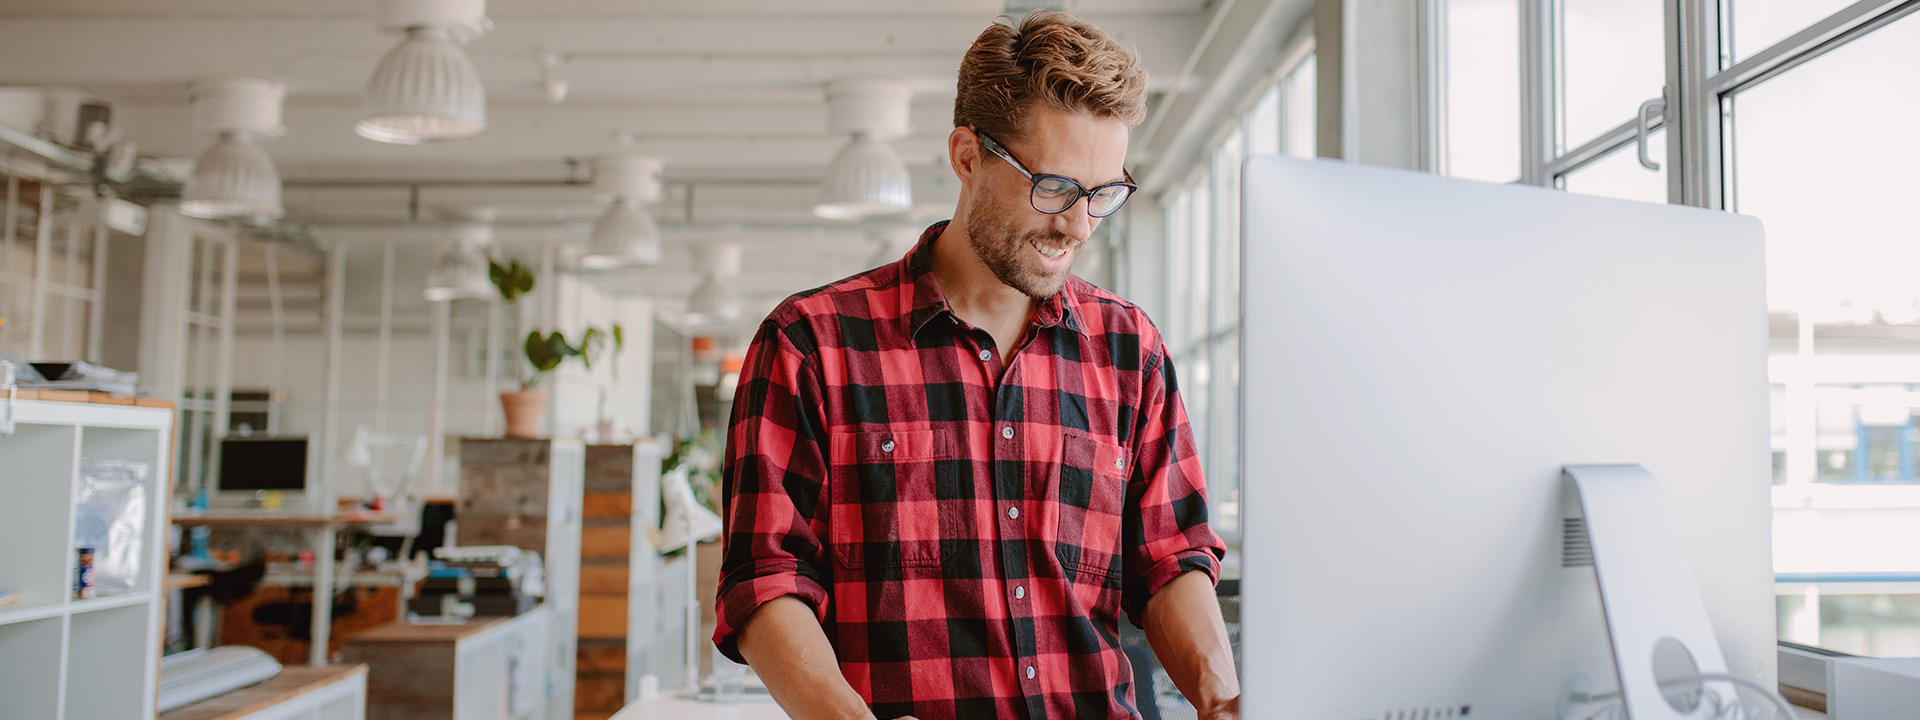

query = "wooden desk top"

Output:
[[159, 664, 366, 720], [171, 512, 394, 527], [341, 617, 511, 644], [165, 573, 211, 590]]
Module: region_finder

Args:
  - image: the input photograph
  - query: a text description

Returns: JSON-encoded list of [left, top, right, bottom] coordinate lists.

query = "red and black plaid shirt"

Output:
[[714, 221, 1224, 720]]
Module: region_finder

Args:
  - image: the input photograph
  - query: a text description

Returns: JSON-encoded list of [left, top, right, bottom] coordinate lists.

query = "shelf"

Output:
[[69, 591, 153, 615], [68, 603, 154, 719], [0, 601, 67, 627], [0, 617, 64, 719]]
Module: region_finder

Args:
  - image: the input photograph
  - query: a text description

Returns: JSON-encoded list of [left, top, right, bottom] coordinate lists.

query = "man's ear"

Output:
[[948, 127, 980, 183]]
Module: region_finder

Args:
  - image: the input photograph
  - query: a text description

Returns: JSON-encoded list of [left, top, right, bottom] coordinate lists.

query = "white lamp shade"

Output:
[[813, 132, 912, 221], [423, 238, 493, 301], [688, 273, 741, 323], [581, 198, 662, 269], [357, 26, 487, 145], [181, 131, 283, 219]]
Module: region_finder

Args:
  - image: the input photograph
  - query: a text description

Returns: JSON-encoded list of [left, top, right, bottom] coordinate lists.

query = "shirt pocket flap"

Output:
[[831, 428, 949, 463]]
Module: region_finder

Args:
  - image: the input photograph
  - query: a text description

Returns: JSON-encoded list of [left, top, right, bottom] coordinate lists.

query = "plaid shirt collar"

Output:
[[900, 220, 1088, 341]]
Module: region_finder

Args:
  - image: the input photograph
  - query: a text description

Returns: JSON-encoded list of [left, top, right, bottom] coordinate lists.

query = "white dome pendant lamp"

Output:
[[423, 204, 496, 302], [181, 76, 286, 220], [357, 0, 490, 145], [814, 76, 914, 221], [687, 242, 743, 325], [581, 151, 665, 269]]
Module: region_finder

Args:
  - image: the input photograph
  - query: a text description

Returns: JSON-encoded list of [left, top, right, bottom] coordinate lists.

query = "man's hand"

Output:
[[1142, 571, 1241, 718]]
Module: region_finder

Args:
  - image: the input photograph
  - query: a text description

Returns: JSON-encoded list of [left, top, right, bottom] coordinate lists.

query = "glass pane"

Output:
[[1731, 13, 1920, 316], [1210, 333, 1240, 543], [1284, 55, 1317, 158], [1187, 181, 1211, 350], [1445, 0, 1522, 182], [1778, 591, 1920, 657], [1165, 189, 1192, 352], [1561, 0, 1666, 148], [1211, 129, 1243, 333], [1560, 127, 1667, 203], [1247, 83, 1282, 157], [1728, 0, 1857, 63]]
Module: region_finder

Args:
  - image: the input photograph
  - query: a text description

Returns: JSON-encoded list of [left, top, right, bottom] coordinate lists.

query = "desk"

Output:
[[159, 663, 367, 720], [173, 512, 393, 665], [612, 693, 789, 720], [603, 692, 1826, 720]]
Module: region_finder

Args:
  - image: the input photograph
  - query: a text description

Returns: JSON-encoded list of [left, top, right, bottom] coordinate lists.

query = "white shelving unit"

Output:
[[0, 399, 174, 720]]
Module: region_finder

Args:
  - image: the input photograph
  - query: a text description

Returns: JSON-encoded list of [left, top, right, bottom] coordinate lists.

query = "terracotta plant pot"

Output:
[[499, 390, 548, 439]]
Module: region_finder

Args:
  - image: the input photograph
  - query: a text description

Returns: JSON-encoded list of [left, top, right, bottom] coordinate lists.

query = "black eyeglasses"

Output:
[[975, 130, 1136, 218]]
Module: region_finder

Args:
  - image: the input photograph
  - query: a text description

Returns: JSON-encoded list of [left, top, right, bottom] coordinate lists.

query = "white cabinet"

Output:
[[0, 400, 173, 720]]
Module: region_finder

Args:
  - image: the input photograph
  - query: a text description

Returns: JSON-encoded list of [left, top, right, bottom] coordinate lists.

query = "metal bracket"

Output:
[[1565, 464, 1732, 719]]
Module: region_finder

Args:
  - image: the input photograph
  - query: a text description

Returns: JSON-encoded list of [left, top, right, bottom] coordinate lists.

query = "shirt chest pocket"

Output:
[[1052, 431, 1131, 581], [827, 429, 956, 570]]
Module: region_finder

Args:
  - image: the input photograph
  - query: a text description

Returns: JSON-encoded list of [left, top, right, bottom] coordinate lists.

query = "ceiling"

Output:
[[0, 0, 1235, 326]]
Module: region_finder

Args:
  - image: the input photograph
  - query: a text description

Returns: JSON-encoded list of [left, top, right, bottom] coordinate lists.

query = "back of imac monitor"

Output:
[[1237, 157, 1773, 718]]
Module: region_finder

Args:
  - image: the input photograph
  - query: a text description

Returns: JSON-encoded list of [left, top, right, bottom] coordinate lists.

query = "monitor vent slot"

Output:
[[1562, 517, 1594, 567], [1378, 704, 1470, 720]]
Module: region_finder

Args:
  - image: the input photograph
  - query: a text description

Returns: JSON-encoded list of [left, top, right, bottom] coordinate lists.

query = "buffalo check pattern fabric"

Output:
[[714, 221, 1224, 720]]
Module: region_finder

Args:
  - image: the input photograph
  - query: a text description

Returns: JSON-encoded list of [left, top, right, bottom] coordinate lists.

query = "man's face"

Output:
[[966, 106, 1130, 299]]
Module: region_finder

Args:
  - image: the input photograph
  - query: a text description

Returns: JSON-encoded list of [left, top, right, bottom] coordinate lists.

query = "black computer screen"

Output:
[[218, 437, 308, 491]]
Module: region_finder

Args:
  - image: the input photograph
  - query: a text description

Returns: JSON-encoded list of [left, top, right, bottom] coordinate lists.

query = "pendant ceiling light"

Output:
[[687, 242, 743, 324], [357, 0, 490, 145], [424, 204, 496, 302], [581, 151, 664, 269], [181, 76, 285, 220], [814, 77, 914, 221]]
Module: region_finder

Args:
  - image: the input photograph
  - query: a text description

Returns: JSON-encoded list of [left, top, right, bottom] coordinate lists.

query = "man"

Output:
[[714, 11, 1238, 720]]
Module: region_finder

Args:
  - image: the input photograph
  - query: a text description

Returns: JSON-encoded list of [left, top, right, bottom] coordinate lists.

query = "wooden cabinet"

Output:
[[454, 438, 583, 719]]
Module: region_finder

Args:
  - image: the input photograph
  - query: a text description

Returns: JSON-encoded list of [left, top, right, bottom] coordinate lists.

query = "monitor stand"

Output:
[[1564, 464, 1732, 720]]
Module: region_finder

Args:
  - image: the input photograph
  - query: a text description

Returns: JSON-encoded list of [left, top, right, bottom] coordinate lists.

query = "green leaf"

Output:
[[611, 324, 624, 351]]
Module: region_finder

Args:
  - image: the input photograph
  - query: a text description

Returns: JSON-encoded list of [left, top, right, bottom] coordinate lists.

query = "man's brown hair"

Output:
[[953, 10, 1148, 144]]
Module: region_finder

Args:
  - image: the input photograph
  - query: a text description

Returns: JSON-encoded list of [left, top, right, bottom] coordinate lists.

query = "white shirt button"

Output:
[[1007, 506, 1019, 519], [979, 349, 992, 362], [1025, 666, 1036, 679], [1015, 585, 1026, 599], [881, 439, 895, 453], [1115, 457, 1125, 470], [1001, 426, 1014, 439]]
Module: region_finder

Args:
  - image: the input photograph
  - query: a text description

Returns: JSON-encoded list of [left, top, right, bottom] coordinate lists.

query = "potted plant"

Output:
[[501, 327, 607, 438]]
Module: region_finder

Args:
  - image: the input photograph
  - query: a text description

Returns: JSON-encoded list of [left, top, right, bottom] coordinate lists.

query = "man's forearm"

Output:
[[1142, 570, 1240, 719], [736, 595, 877, 720]]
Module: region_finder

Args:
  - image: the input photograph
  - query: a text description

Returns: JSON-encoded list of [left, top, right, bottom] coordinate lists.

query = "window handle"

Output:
[[1637, 97, 1667, 171]]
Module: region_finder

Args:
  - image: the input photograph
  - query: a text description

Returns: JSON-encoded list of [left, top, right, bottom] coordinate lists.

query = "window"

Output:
[[1443, 0, 1521, 182], [1151, 51, 1317, 554], [1718, 5, 1920, 658], [1559, 0, 1666, 148], [1559, 128, 1666, 203], [1282, 55, 1317, 159]]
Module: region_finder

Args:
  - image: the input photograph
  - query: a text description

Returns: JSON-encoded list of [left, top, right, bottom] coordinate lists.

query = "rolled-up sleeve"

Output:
[[1121, 343, 1227, 626], [713, 311, 833, 663]]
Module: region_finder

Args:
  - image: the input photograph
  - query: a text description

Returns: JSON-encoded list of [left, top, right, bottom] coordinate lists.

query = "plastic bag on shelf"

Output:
[[75, 459, 149, 596]]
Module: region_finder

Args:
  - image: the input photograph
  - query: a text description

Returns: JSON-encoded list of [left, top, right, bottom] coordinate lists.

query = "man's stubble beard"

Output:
[[966, 188, 1078, 300]]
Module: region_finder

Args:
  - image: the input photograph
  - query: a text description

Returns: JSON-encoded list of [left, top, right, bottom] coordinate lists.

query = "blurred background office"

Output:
[[0, 1, 1913, 718]]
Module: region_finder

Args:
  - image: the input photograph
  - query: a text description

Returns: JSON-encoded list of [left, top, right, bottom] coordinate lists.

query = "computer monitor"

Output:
[[216, 436, 310, 493], [1238, 157, 1775, 718]]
